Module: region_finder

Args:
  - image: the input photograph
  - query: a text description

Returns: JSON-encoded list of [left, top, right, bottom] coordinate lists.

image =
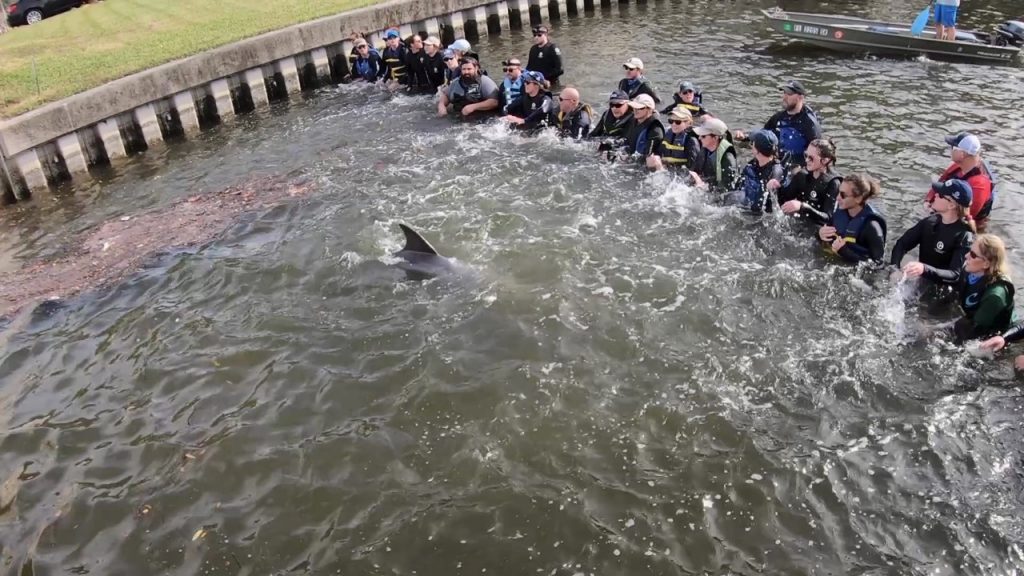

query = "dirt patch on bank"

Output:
[[0, 175, 313, 317]]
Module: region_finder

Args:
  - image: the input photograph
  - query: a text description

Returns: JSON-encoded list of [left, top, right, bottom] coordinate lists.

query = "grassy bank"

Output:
[[0, 0, 380, 119]]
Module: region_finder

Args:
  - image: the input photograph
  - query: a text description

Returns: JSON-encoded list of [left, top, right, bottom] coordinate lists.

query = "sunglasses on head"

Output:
[[623, 65, 638, 71]]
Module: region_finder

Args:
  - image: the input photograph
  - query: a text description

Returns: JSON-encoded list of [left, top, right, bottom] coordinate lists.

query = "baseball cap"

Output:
[[678, 81, 696, 93], [931, 179, 973, 208], [523, 70, 546, 84], [668, 106, 693, 121], [694, 117, 728, 137], [623, 57, 644, 70], [608, 89, 629, 104], [750, 130, 779, 156], [424, 36, 441, 47], [385, 29, 400, 39], [442, 48, 455, 59], [354, 38, 369, 48], [949, 133, 982, 155], [451, 39, 472, 52], [627, 94, 656, 110], [532, 25, 549, 34], [502, 58, 522, 67], [780, 80, 807, 95]]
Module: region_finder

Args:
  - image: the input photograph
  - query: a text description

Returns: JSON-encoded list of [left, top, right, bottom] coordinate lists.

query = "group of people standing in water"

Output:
[[346, 26, 1024, 374]]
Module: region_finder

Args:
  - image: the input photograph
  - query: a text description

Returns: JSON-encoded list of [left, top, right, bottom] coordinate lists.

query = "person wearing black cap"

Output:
[[549, 87, 593, 139], [438, 58, 500, 118], [891, 179, 975, 287], [736, 80, 822, 169], [501, 71, 554, 131], [660, 81, 709, 119], [589, 90, 635, 146], [527, 25, 564, 85], [498, 58, 526, 111], [737, 130, 785, 213], [771, 138, 842, 225]]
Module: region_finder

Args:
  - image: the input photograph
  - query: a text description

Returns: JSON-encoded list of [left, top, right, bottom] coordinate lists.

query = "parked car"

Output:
[[7, 0, 85, 26]]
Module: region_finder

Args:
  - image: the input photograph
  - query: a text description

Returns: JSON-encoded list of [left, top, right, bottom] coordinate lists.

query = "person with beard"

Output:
[[617, 58, 660, 103], [771, 138, 842, 225], [401, 34, 434, 94], [498, 58, 526, 112], [647, 106, 700, 172], [501, 71, 554, 132], [589, 90, 635, 144], [891, 179, 975, 287], [690, 117, 738, 192], [422, 36, 447, 93], [736, 130, 785, 213], [621, 94, 664, 161], [348, 37, 386, 83], [438, 58, 500, 118], [659, 81, 709, 120], [735, 80, 822, 169], [548, 87, 593, 139], [526, 25, 564, 85], [381, 29, 409, 88]]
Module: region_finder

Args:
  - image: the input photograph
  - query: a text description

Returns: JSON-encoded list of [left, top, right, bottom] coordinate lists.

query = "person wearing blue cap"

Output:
[[588, 90, 635, 146], [818, 173, 886, 264], [891, 179, 975, 288], [925, 132, 994, 232], [381, 29, 409, 87], [438, 57, 500, 118], [660, 81, 709, 119], [500, 71, 554, 131], [735, 80, 822, 169], [737, 130, 785, 213], [441, 48, 461, 85], [347, 37, 386, 83]]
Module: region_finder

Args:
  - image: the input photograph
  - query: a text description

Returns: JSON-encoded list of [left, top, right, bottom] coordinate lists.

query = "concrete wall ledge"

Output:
[[0, 0, 500, 159]]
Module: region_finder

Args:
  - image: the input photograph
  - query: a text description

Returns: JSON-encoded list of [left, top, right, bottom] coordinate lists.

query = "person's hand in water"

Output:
[[980, 335, 1007, 352]]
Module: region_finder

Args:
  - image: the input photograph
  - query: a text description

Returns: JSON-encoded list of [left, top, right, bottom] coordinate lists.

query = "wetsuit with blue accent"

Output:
[[622, 115, 665, 159], [764, 106, 822, 168], [617, 77, 660, 104], [827, 204, 887, 264], [953, 273, 1015, 342], [351, 48, 386, 82]]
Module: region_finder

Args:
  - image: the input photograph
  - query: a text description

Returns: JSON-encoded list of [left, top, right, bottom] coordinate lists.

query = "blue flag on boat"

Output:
[[911, 5, 931, 36]]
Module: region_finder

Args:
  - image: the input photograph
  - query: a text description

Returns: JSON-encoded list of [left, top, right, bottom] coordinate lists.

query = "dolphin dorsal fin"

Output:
[[398, 224, 440, 256]]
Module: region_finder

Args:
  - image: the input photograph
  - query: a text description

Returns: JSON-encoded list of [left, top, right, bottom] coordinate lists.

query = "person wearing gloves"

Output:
[[890, 179, 975, 288]]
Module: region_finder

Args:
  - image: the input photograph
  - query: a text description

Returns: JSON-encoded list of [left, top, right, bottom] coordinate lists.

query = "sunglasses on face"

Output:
[[805, 155, 820, 162], [840, 191, 855, 199], [968, 249, 984, 260], [611, 101, 627, 108], [558, 96, 576, 102], [357, 45, 369, 50], [682, 90, 695, 94], [533, 32, 544, 37], [443, 57, 455, 61], [670, 119, 687, 125]]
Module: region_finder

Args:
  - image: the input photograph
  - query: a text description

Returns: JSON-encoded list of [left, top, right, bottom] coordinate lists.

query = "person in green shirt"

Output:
[[952, 233, 1016, 343]]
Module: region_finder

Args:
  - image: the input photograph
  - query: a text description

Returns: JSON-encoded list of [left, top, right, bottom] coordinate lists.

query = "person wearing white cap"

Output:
[[422, 36, 447, 92], [348, 37, 386, 83], [647, 106, 699, 172], [689, 117, 737, 190], [621, 94, 664, 161], [925, 132, 994, 231], [617, 57, 660, 104]]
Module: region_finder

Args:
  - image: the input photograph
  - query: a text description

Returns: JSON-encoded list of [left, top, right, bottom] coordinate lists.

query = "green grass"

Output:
[[0, 0, 381, 118]]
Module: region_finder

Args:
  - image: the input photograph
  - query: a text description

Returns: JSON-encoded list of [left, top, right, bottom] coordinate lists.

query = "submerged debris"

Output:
[[0, 175, 313, 318]]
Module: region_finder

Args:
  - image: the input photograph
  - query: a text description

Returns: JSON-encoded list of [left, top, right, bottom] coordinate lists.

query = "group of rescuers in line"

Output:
[[346, 26, 1024, 372]]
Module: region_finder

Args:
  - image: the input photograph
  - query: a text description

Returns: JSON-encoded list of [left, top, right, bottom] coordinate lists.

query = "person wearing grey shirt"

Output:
[[437, 58, 500, 118]]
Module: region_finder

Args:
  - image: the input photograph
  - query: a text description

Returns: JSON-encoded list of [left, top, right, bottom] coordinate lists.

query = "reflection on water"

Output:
[[1, 1, 1024, 574]]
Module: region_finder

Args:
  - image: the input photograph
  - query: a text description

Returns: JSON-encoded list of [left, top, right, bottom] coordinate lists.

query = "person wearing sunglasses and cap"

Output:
[[925, 132, 995, 232], [498, 58, 526, 112], [617, 58, 660, 104], [548, 87, 593, 140], [949, 233, 1016, 343], [890, 179, 975, 290], [347, 37, 386, 83], [527, 25, 564, 85], [689, 117, 737, 191], [381, 29, 409, 88], [441, 48, 462, 85], [735, 80, 822, 170], [620, 94, 664, 161], [660, 81, 709, 120], [647, 106, 700, 172], [501, 71, 553, 132], [438, 57, 500, 118], [589, 90, 635, 141], [736, 130, 785, 213]]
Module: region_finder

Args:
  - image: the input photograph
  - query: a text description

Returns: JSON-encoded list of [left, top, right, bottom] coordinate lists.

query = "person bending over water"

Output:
[[950, 233, 1016, 342], [770, 138, 841, 224], [818, 174, 887, 264], [891, 179, 974, 287]]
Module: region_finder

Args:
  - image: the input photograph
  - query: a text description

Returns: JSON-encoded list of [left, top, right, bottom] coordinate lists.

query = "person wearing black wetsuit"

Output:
[[381, 30, 409, 86], [526, 26, 564, 85], [980, 321, 1024, 371], [422, 36, 447, 93], [617, 58, 660, 104], [772, 138, 842, 225], [891, 179, 975, 287], [659, 81, 709, 120], [590, 90, 635, 145], [818, 173, 887, 264], [548, 87, 592, 139], [403, 34, 435, 94], [501, 70, 554, 132], [738, 130, 785, 213]]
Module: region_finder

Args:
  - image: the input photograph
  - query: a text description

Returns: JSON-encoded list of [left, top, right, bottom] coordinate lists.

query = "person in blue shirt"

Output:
[[348, 38, 386, 83], [498, 58, 526, 112], [736, 80, 822, 169]]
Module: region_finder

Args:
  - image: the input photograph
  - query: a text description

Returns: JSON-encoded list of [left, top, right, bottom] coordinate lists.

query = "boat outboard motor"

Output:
[[994, 20, 1024, 47]]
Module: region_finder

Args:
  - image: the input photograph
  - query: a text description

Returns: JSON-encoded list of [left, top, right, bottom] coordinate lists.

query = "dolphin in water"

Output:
[[393, 224, 457, 279]]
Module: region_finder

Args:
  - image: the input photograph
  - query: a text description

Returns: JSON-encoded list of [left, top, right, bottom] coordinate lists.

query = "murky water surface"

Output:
[[2, 0, 1024, 574]]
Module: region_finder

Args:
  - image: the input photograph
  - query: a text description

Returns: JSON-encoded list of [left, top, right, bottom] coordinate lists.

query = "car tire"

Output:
[[25, 9, 45, 24]]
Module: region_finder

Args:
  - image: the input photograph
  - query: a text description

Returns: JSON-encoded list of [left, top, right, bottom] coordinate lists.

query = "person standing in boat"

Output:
[[735, 80, 822, 169], [935, 0, 961, 41], [925, 133, 993, 232]]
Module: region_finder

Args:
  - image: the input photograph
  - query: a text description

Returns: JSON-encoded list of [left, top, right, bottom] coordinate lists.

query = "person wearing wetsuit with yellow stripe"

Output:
[[381, 30, 409, 86], [647, 106, 699, 171], [659, 81, 709, 120]]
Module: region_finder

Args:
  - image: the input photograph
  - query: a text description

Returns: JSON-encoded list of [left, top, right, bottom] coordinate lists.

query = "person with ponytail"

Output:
[[951, 233, 1016, 342], [818, 173, 887, 264], [890, 179, 975, 286], [769, 138, 842, 225]]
